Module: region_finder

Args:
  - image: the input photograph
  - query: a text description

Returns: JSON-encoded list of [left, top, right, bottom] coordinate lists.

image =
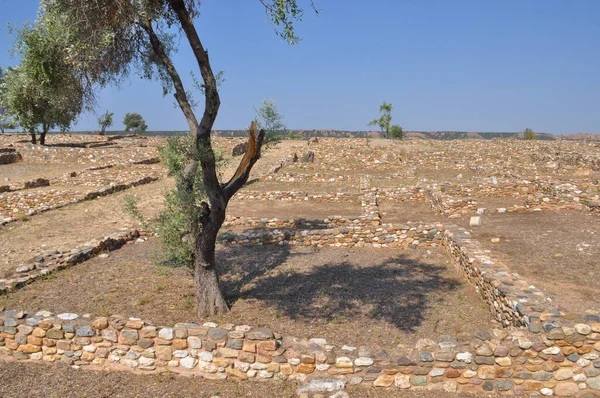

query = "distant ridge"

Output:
[[4, 130, 598, 141]]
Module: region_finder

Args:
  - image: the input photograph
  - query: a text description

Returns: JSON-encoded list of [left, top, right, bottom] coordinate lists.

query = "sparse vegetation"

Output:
[[524, 127, 536, 140], [368, 101, 403, 139], [97, 110, 113, 136], [123, 113, 147, 135], [254, 98, 286, 145]]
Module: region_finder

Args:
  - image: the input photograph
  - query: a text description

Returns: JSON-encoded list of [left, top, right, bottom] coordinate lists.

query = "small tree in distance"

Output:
[[97, 110, 113, 135], [254, 98, 286, 143], [524, 128, 536, 140], [123, 113, 148, 135], [368, 101, 403, 139]]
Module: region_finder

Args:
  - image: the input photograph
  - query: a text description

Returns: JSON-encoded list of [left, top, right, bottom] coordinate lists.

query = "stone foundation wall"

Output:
[[1, 308, 599, 396], [0, 230, 140, 294], [0, 176, 159, 226], [0, 148, 22, 165], [219, 223, 444, 249]]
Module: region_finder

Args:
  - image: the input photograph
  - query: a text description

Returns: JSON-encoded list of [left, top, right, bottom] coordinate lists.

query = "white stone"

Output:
[[543, 346, 561, 355], [35, 311, 53, 318], [288, 358, 301, 365], [469, 216, 481, 226], [203, 322, 219, 328], [187, 336, 202, 349], [575, 324, 592, 335], [456, 352, 473, 363], [354, 357, 374, 367], [309, 338, 327, 345], [199, 352, 213, 362], [316, 364, 330, 371], [180, 356, 197, 369], [540, 388, 554, 396], [395, 374, 411, 389], [258, 370, 273, 378], [430, 368, 445, 377], [139, 356, 155, 366], [158, 328, 174, 340], [57, 313, 79, 321], [173, 350, 188, 358]]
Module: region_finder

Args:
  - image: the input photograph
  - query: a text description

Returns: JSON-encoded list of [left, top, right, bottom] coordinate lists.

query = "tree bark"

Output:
[[194, 204, 228, 315], [40, 124, 48, 145], [144, 1, 267, 316], [30, 129, 36, 145]]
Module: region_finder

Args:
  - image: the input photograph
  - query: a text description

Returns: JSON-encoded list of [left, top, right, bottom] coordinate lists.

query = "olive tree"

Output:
[[123, 112, 148, 135], [43, 0, 315, 315], [2, 20, 84, 144], [97, 110, 114, 135], [0, 67, 18, 133]]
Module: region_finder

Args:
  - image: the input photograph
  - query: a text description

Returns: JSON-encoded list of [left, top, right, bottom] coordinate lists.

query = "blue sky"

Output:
[[0, 0, 599, 134]]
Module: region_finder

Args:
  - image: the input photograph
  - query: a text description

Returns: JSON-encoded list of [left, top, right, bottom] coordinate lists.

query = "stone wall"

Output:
[[1, 307, 599, 396], [0, 230, 140, 294], [0, 148, 22, 165], [219, 223, 444, 249]]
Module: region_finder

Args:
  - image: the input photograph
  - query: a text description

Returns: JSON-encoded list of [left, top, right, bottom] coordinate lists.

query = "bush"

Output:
[[389, 124, 404, 140], [524, 128, 536, 141]]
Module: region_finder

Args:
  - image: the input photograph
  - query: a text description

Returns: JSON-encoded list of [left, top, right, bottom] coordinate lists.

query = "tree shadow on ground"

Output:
[[217, 244, 300, 301], [222, 250, 461, 333]]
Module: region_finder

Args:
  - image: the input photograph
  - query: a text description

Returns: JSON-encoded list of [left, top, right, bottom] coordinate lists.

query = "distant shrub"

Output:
[[389, 124, 404, 140], [524, 128, 536, 141]]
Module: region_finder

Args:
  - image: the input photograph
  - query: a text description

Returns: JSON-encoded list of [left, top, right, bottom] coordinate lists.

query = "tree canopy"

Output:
[[123, 112, 147, 134], [2, 17, 85, 143], [97, 110, 114, 135]]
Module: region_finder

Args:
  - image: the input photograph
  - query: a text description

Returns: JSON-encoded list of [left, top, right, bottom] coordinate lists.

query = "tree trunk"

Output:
[[194, 209, 229, 316], [40, 125, 48, 146], [30, 129, 36, 145], [99, 126, 105, 136]]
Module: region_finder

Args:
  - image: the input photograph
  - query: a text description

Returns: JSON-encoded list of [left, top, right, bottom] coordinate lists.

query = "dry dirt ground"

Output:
[[0, 360, 506, 398], [0, 178, 171, 277], [0, 239, 494, 351], [464, 210, 600, 314]]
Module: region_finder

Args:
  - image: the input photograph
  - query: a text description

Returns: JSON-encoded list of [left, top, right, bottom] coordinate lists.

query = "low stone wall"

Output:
[[0, 230, 140, 294], [219, 223, 443, 249], [0, 178, 50, 194], [1, 308, 599, 396], [427, 188, 597, 218], [224, 215, 374, 229], [442, 226, 552, 328], [231, 191, 356, 202], [0, 149, 23, 165], [0, 176, 159, 226]]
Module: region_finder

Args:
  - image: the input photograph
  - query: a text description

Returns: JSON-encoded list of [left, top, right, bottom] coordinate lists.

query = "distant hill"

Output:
[[212, 129, 560, 141], [8, 130, 598, 141]]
